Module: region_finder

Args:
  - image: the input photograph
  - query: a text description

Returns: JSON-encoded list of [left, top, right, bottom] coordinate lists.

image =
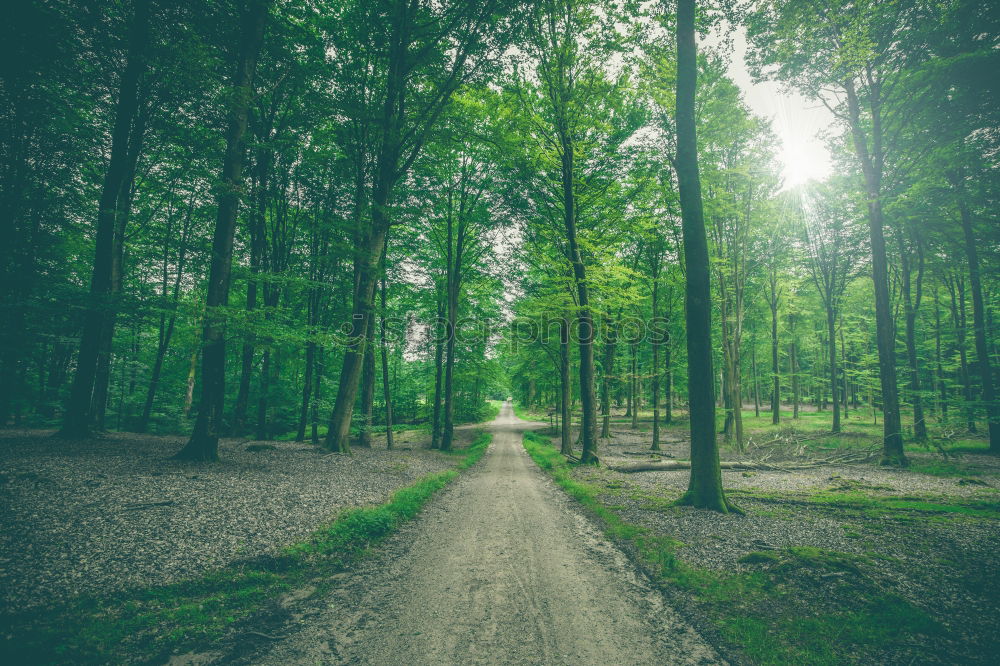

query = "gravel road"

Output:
[[243, 402, 720, 665]]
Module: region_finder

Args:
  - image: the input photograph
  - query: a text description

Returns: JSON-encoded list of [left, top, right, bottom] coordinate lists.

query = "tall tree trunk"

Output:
[[898, 227, 927, 441], [769, 275, 780, 424], [953, 179, 998, 450], [183, 347, 197, 418], [827, 305, 840, 433], [60, 0, 151, 438], [600, 320, 615, 438], [947, 273, 975, 432], [232, 242, 263, 435], [751, 333, 760, 418], [631, 345, 639, 430], [664, 342, 673, 424], [296, 340, 314, 442], [256, 348, 270, 440], [358, 324, 376, 447], [840, 322, 849, 419], [441, 191, 467, 452], [430, 288, 445, 449], [844, 80, 905, 465], [651, 276, 661, 451], [675, 0, 731, 512], [175, 0, 268, 460], [323, 219, 387, 453], [790, 338, 799, 419], [934, 286, 947, 422], [559, 135, 599, 464], [559, 317, 572, 455], [311, 347, 322, 446], [380, 275, 394, 450], [138, 202, 192, 432]]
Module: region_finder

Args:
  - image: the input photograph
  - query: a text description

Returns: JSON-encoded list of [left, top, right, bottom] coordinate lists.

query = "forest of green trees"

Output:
[[2, 0, 997, 502]]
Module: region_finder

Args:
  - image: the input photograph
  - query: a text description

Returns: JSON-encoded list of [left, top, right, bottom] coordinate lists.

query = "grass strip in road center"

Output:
[[2, 432, 492, 665]]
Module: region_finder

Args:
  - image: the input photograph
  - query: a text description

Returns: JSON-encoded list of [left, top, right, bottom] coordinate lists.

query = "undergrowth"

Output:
[[1, 432, 492, 664]]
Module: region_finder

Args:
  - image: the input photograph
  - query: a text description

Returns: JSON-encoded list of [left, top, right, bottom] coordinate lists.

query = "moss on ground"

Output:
[[1, 432, 493, 665]]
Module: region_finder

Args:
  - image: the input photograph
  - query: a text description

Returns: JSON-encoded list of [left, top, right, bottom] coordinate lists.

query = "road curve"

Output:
[[249, 401, 721, 665]]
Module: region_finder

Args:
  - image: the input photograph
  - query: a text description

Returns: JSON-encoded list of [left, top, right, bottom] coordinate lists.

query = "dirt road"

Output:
[[245, 402, 720, 665]]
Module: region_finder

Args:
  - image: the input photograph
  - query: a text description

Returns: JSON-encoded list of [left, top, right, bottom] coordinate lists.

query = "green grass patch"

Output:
[[513, 402, 550, 422], [2, 433, 492, 665], [521, 431, 945, 665]]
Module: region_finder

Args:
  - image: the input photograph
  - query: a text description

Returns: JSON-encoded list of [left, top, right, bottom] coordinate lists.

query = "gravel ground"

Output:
[[0, 428, 459, 613], [570, 423, 1000, 663]]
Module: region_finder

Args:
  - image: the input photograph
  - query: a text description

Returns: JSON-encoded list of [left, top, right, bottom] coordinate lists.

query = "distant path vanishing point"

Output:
[[248, 401, 721, 665]]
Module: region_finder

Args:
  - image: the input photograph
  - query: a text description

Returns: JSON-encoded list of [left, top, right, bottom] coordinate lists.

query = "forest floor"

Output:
[[212, 401, 719, 665], [519, 404, 1000, 664], [0, 425, 473, 615]]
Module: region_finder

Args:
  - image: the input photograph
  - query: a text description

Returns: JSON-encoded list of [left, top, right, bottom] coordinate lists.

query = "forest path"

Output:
[[244, 401, 720, 665]]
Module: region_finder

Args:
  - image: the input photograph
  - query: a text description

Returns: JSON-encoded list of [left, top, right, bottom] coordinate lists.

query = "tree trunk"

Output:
[[358, 324, 376, 447], [559, 317, 572, 455], [380, 275, 394, 450], [898, 227, 927, 441], [311, 347, 322, 446], [183, 347, 197, 418], [232, 249, 261, 436], [138, 202, 192, 432], [751, 334, 760, 418], [664, 343, 673, 424], [323, 217, 388, 453], [175, 0, 269, 461], [430, 289, 445, 449], [651, 276, 661, 451], [600, 320, 615, 438], [954, 180, 998, 450], [840, 322, 849, 419], [934, 287, 947, 422], [827, 305, 840, 433], [255, 348, 270, 441], [675, 0, 731, 512], [770, 276, 780, 424], [295, 340, 314, 442], [60, 0, 151, 438], [560, 134, 598, 464], [790, 337, 799, 419], [631, 345, 639, 430], [950, 276, 976, 432], [844, 80, 905, 466]]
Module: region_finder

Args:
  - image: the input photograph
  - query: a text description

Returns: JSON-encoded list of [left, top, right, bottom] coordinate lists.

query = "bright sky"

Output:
[[705, 27, 834, 189]]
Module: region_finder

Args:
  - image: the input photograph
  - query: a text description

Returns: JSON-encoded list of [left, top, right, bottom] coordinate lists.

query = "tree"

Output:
[[174, 0, 269, 461], [800, 178, 866, 434], [323, 0, 523, 453], [747, 0, 921, 465], [59, 0, 152, 438], [674, 0, 734, 512]]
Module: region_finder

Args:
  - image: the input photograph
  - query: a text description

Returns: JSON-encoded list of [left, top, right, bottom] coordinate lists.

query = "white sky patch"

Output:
[[704, 26, 834, 189]]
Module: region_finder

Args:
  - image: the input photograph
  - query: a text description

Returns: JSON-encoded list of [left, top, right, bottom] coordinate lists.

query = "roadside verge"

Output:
[[2, 431, 492, 665]]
